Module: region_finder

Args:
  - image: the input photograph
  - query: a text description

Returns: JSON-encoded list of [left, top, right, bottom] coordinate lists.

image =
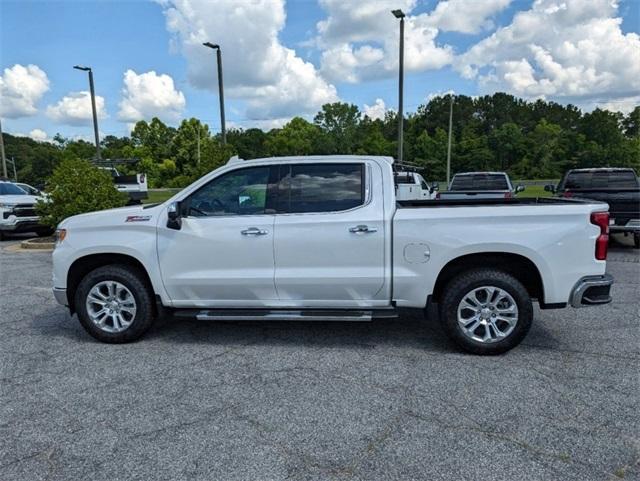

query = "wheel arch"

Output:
[[66, 253, 156, 314], [430, 252, 545, 305]]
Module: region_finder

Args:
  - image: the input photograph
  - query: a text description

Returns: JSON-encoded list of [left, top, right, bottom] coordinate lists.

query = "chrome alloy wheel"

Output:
[[457, 286, 519, 344], [85, 281, 137, 333]]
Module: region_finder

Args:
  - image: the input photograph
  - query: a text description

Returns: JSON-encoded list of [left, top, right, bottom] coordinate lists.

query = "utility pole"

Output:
[[392, 9, 405, 163], [446, 94, 454, 185], [73, 65, 101, 160], [203, 42, 227, 144], [0, 118, 6, 178]]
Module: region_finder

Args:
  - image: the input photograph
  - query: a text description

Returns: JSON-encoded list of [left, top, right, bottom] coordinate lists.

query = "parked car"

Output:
[[0, 180, 53, 240], [99, 167, 148, 204], [52, 155, 613, 355], [546, 168, 640, 248], [437, 172, 525, 200], [394, 171, 438, 201]]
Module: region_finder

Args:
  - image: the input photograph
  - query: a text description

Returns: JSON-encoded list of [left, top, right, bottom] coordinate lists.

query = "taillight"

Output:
[[563, 190, 573, 198], [504, 191, 513, 199], [435, 192, 440, 199], [590, 212, 609, 260], [139, 173, 146, 183]]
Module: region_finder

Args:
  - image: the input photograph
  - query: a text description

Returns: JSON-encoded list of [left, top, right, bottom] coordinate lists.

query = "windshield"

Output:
[[564, 171, 639, 189], [0, 183, 28, 195], [450, 174, 509, 191]]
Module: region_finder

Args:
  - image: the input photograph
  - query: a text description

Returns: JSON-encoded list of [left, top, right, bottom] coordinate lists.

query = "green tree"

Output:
[[314, 102, 360, 154], [265, 117, 320, 156], [36, 158, 126, 228]]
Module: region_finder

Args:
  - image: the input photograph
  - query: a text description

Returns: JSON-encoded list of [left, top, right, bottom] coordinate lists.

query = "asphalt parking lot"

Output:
[[1, 234, 638, 481]]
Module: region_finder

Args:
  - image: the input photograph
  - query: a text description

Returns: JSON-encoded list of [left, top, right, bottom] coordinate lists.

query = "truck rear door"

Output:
[[273, 162, 386, 305]]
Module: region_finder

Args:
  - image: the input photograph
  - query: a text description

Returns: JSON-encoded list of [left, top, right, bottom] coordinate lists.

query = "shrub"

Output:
[[36, 158, 126, 228]]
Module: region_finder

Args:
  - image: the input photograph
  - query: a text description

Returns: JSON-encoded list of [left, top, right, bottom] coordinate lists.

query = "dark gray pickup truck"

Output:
[[546, 168, 640, 247]]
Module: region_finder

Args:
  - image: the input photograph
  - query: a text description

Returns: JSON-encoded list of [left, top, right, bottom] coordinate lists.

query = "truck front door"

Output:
[[157, 166, 279, 307]]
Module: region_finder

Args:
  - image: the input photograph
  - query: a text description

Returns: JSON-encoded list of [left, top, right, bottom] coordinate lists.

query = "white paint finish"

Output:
[[52, 155, 609, 315], [273, 162, 386, 304], [156, 213, 277, 306], [392, 204, 606, 306]]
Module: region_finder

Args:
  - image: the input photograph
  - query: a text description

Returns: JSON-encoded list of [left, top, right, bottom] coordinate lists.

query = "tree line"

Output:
[[3, 92, 639, 188]]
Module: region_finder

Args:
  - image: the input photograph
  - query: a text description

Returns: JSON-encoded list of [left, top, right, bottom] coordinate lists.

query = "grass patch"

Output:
[[144, 189, 180, 204], [518, 185, 552, 198]]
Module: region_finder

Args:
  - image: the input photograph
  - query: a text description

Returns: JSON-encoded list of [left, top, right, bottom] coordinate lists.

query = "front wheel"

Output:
[[75, 265, 156, 343], [439, 269, 533, 355]]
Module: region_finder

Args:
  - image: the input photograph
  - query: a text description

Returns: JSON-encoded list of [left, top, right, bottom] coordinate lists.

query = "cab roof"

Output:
[[227, 155, 394, 165]]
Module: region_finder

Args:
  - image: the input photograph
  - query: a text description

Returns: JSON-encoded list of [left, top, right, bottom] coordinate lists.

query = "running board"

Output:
[[172, 308, 398, 322]]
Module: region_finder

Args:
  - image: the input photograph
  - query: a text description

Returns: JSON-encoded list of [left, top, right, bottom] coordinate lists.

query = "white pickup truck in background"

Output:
[[437, 171, 525, 200], [394, 170, 439, 201], [99, 167, 148, 204], [52, 155, 613, 354]]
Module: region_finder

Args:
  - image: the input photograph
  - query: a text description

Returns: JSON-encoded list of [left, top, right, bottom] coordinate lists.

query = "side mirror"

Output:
[[516, 184, 525, 193], [544, 184, 556, 193], [167, 201, 182, 230], [430, 182, 440, 193]]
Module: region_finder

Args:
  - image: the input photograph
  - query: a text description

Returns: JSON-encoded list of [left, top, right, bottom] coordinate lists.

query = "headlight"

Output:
[[55, 229, 67, 247], [0, 203, 17, 209]]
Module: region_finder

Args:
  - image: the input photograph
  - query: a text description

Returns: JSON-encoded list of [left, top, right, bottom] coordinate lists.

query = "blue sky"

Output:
[[1, 0, 639, 141]]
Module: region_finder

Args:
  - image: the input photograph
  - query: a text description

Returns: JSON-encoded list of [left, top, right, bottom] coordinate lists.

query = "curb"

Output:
[[20, 238, 55, 250]]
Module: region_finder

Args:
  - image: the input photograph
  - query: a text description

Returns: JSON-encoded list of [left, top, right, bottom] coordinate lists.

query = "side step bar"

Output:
[[172, 308, 398, 322]]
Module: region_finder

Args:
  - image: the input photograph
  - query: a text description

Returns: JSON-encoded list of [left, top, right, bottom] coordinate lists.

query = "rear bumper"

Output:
[[570, 274, 614, 308], [610, 219, 640, 233]]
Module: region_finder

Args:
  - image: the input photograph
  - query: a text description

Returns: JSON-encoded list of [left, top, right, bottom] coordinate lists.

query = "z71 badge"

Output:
[[125, 215, 152, 223]]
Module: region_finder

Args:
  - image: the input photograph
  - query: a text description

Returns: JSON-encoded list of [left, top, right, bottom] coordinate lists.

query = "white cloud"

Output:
[[28, 128, 48, 141], [315, 0, 510, 83], [160, 0, 338, 120], [362, 98, 389, 120], [422, 0, 512, 34], [46, 91, 107, 126], [0, 64, 50, 118], [456, 0, 640, 109], [118, 69, 186, 123], [595, 96, 640, 114]]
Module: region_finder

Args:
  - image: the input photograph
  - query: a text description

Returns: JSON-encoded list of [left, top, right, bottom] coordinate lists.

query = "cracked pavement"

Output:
[[1, 233, 638, 481]]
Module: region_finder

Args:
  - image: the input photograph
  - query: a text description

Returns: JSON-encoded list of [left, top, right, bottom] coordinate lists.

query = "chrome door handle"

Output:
[[241, 227, 268, 236], [349, 225, 377, 234]]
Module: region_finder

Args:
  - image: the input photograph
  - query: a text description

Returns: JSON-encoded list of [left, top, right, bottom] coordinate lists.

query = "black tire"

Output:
[[36, 228, 55, 237], [439, 269, 533, 355], [634, 234, 639, 249], [75, 264, 156, 343], [0, 230, 5, 241]]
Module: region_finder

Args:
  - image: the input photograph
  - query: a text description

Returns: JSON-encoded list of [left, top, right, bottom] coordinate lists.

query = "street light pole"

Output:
[[203, 42, 227, 144], [0, 118, 7, 178], [392, 9, 405, 164], [446, 94, 454, 185], [73, 65, 101, 160]]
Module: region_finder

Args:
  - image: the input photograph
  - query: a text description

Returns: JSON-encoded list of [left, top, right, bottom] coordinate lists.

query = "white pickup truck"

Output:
[[52, 155, 613, 354]]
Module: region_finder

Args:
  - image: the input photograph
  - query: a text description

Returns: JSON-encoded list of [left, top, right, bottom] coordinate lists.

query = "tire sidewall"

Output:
[[441, 270, 533, 355], [75, 265, 154, 343]]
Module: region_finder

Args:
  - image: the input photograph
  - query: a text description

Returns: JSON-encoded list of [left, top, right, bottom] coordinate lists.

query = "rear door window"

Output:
[[278, 163, 365, 213], [450, 174, 509, 191], [564, 171, 638, 189]]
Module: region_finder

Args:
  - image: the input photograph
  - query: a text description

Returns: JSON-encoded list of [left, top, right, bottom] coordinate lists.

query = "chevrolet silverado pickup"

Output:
[[0, 180, 52, 240], [52, 155, 613, 354], [546, 168, 640, 247]]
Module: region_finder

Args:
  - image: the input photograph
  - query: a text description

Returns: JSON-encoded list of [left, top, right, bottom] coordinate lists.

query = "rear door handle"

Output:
[[349, 225, 377, 234], [241, 227, 268, 236]]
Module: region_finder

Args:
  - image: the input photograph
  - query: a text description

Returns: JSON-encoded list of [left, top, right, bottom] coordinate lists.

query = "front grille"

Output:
[[13, 204, 37, 217]]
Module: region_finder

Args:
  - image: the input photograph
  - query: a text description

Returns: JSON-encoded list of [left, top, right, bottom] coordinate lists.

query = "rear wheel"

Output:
[[75, 265, 156, 343], [634, 233, 639, 249], [439, 269, 533, 355]]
